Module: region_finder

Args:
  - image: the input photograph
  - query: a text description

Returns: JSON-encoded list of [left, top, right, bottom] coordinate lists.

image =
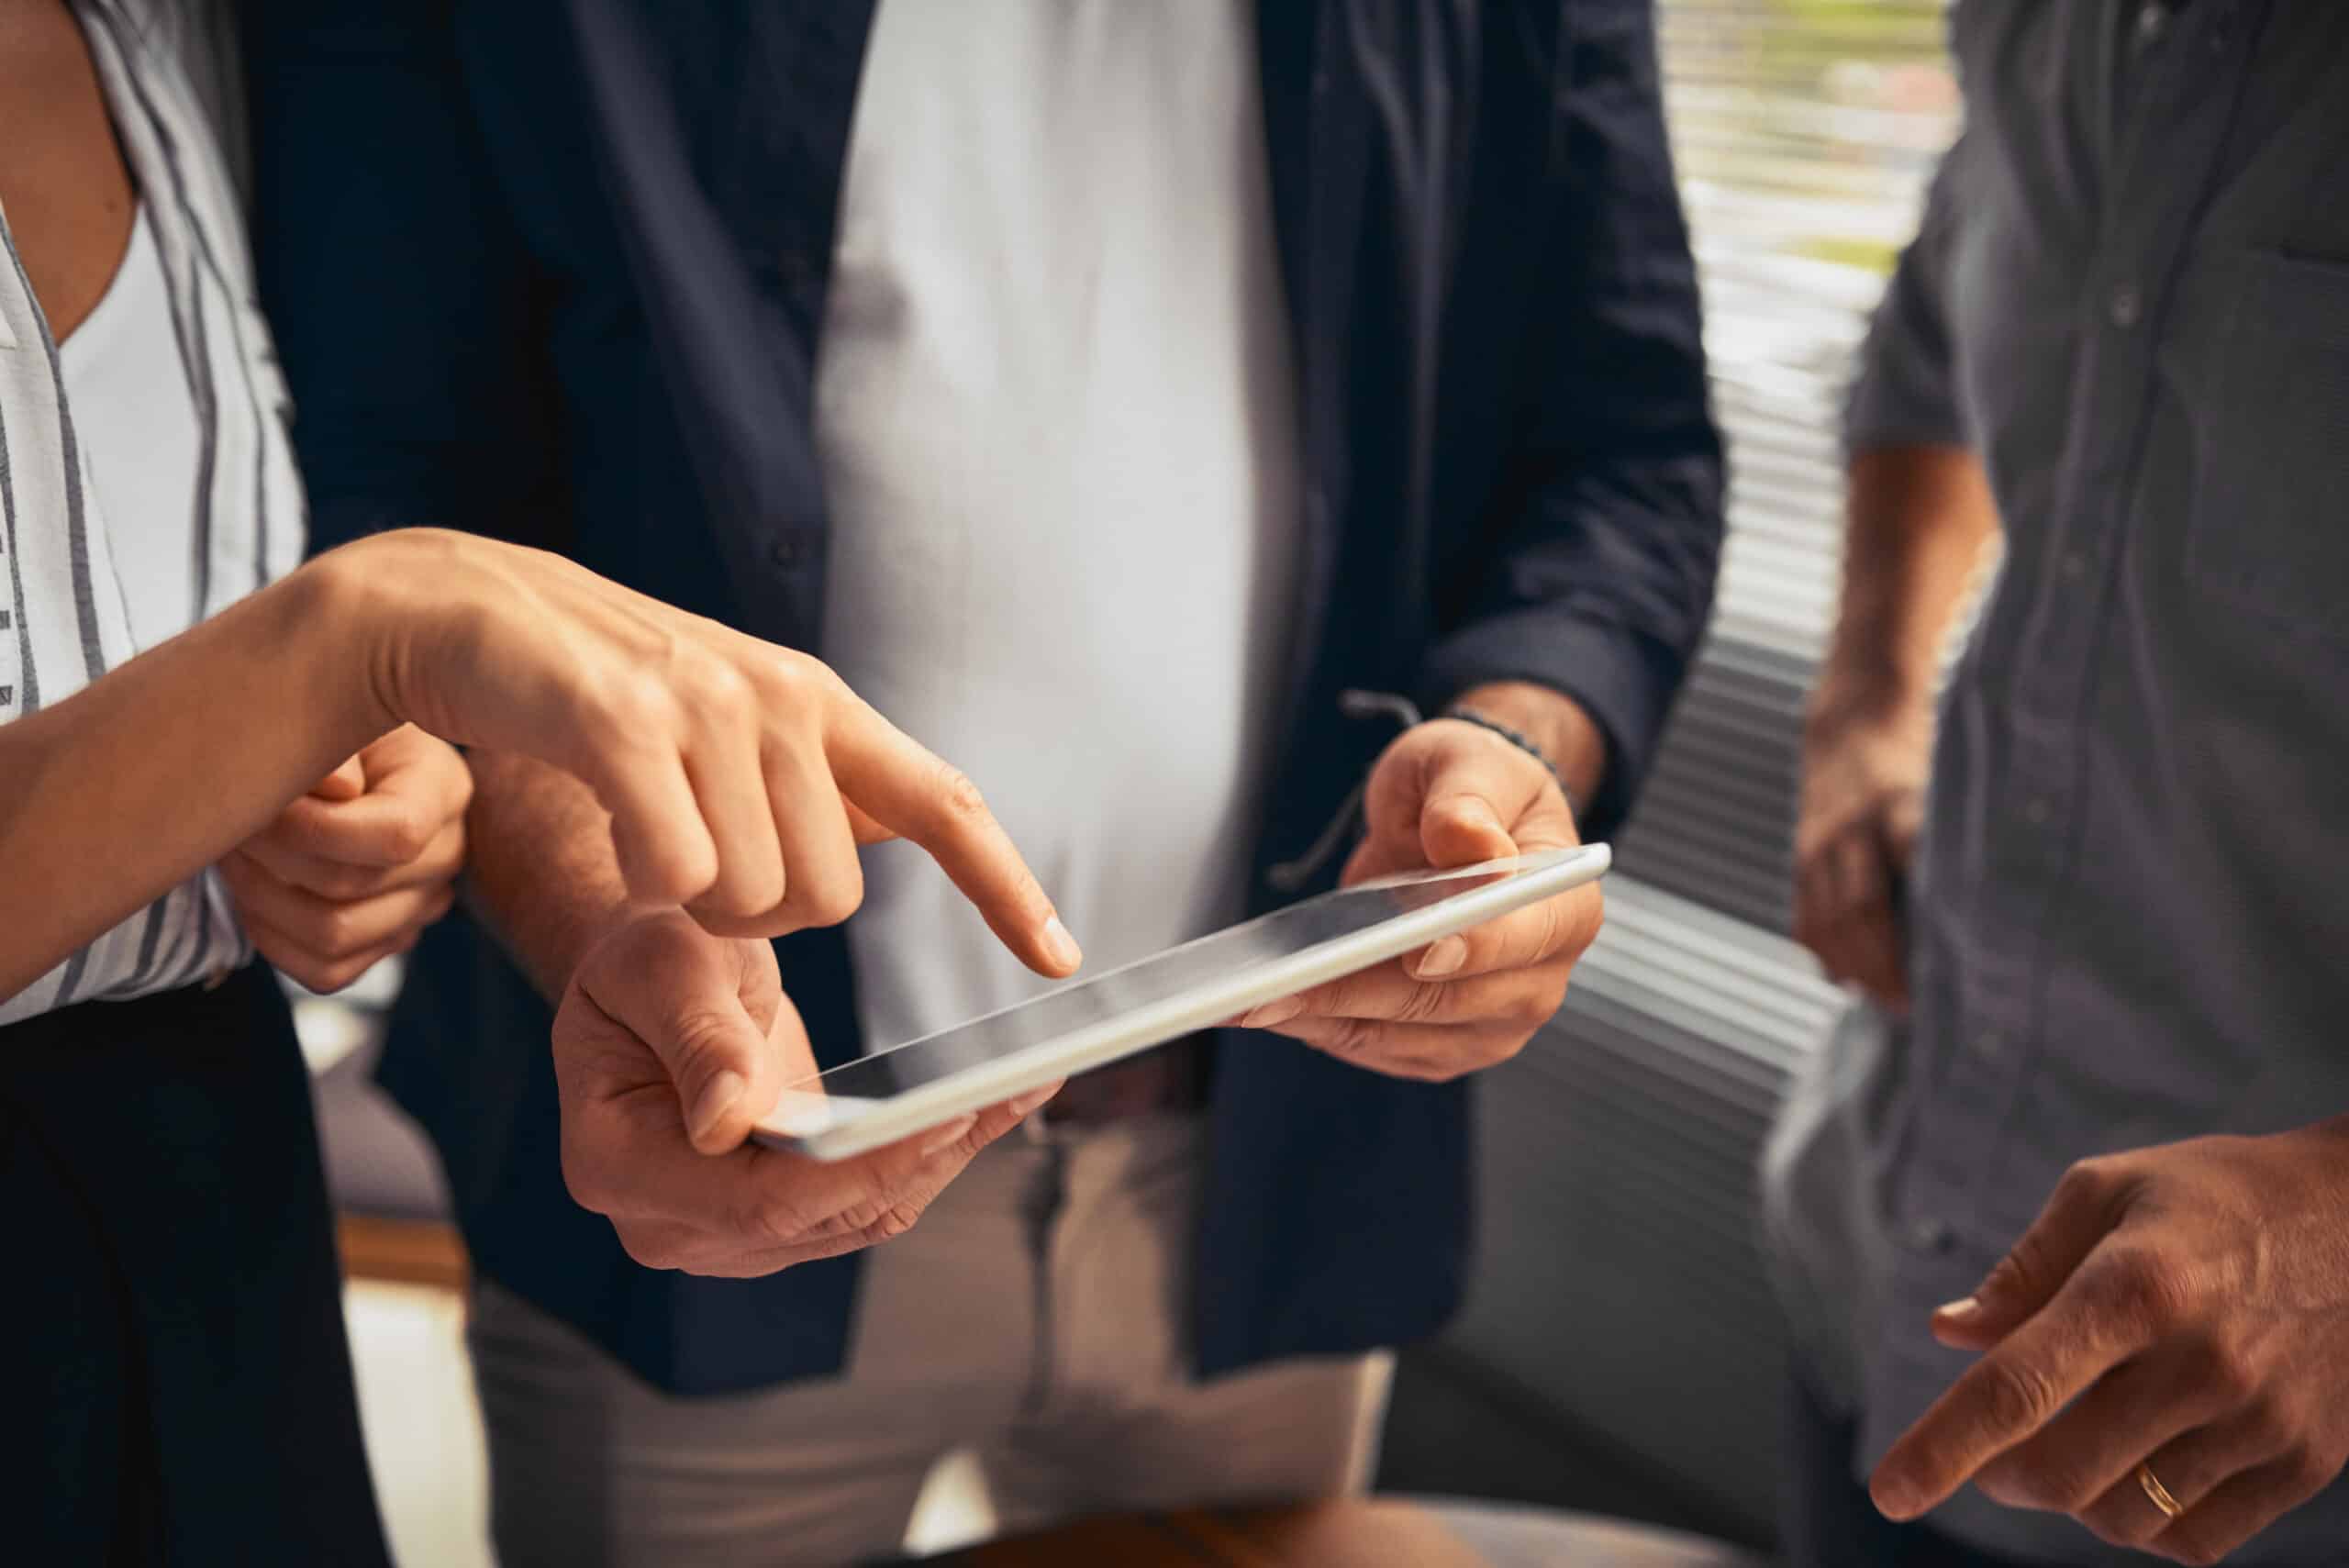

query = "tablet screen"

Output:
[[758, 847, 1599, 1145]]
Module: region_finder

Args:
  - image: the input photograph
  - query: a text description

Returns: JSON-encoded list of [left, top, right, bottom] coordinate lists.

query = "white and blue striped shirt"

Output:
[[0, 1, 303, 1025]]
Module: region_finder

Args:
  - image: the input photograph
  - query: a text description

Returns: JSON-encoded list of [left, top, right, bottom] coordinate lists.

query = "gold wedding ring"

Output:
[[2138, 1462, 2186, 1520]]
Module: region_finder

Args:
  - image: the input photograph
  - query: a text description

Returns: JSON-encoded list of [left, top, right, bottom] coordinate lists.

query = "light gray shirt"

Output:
[[1762, 3, 2349, 1561], [814, 0, 1302, 1051]]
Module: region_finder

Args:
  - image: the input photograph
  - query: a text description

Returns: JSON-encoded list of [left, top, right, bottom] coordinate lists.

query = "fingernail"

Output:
[[1240, 995, 1305, 1029], [920, 1113, 980, 1157], [1008, 1083, 1061, 1118], [1042, 915, 1083, 972], [1414, 935, 1468, 978], [687, 1070, 745, 1143], [1871, 1473, 1921, 1521], [1934, 1295, 1981, 1324]]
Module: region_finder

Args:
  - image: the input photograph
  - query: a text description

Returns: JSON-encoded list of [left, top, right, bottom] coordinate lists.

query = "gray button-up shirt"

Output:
[[1762, 3, 2349, 1562]]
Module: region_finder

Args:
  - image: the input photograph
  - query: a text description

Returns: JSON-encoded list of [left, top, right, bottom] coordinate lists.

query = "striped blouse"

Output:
[[0, 1, 304, 1026]]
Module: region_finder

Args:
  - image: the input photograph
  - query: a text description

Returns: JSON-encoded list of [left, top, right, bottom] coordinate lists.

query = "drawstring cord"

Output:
[[1264, 690, 1426, 894]]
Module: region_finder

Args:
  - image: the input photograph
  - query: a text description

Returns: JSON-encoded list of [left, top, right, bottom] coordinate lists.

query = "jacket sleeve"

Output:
[[241, 0, 566, 558], [1416, 0, 1724, 841], [1843, 132, 1973, 455]]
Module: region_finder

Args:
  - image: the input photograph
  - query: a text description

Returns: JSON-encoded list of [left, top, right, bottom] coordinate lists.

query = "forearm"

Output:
[[1816, 444, 2001, 727], [460, 749, 640, 1001], [0, 562, 390, 1002], [1450, 681, 1609, 816]]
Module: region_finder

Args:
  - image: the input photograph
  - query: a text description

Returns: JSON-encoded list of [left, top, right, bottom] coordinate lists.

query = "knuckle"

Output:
[[377, 812, 435, 866], [932, 762, 988, 824], [1397, 982, 1448, 1025], [1978, 1244, 2036, 1302], [2287, 1447, 2336, 1494], [2093, 1248, 2196, 1336], [317, 862, 377, 901], [614, 1228, 682, 1273], [2029, 1460, 2098, 1513], [701, 863, 782, 921], [760, 649, 820, 706], [1479, 1030, 1531, 1069], [2056, 1156, 2121, 1213], [1983, 1356, 2064, 1433], [748, 1192, 819, 1248], [2205, 1342, 2266, 1409], [596, 669, 680, 741], [860, 1201, 925, 1246], [816, 1194, 892, 1243], [666, 1010, 745, 1088], [792, 868, 865, 930], [1511, 974, 1570, 1028], [2238, 1390, 2300, 1451], [313, 906, 366, 957], [560, 1146, 615, 1218], [685, 651, 756, 721]]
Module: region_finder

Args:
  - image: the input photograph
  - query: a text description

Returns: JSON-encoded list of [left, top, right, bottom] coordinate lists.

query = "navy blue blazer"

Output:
[[245, 0, 1723, 1395]]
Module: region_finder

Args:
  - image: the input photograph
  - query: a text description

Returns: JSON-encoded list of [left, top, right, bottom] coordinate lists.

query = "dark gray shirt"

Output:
[[1764, 3, 2349, 1561]]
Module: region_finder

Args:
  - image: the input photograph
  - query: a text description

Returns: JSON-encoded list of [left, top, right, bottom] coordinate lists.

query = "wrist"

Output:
[[299, 538, 411, 740], [461, 748, 651, 1000], [280, 553, 402, 758], [557, 899, 683, 985], [1450, 681, 1607, 809], [1805, 665, 1937, 745]]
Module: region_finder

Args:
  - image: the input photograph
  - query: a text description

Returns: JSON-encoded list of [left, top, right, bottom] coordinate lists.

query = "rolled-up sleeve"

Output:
[[1417, 0, 1725, 840], [1844, 134, 1973, 454]]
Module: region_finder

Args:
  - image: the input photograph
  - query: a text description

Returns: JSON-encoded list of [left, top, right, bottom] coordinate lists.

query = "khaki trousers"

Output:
[[470, 1113, 1394, 1567]]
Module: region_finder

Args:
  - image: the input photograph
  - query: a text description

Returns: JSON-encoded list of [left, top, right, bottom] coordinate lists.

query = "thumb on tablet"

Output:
[[584, 916, 812, 1156]]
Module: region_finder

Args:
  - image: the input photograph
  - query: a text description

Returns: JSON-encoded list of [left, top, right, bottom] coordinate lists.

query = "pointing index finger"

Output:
[[825, 697, 1080, 978], [1870, 1269, 2143, 1520]]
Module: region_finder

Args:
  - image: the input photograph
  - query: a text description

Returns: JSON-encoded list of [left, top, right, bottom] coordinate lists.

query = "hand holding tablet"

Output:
[[1252, 706, 1607, 1080], [756, 846, 1609, 1161]]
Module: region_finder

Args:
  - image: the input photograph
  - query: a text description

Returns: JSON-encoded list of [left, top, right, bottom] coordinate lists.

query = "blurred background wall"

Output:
[[1376, 0, 1957, 1546]]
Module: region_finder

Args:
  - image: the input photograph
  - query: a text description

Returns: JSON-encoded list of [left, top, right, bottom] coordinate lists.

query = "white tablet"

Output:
[[752, 843, 1610, 1161]]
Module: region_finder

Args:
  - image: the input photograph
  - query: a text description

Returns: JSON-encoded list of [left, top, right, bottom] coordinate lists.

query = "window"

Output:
[[1446, 2, 1957, 1539]]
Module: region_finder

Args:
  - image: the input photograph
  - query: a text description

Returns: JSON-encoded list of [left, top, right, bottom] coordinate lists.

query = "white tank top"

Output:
[[61, 204, 204, 651]]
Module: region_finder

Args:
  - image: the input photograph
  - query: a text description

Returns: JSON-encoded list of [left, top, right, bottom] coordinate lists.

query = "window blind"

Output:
[[1442, 1, 1959, 1536]]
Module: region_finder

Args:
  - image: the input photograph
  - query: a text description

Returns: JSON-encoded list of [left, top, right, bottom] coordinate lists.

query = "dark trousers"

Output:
[[0, 966, 391, 1566], [1783, 1364, 2029, 1568]]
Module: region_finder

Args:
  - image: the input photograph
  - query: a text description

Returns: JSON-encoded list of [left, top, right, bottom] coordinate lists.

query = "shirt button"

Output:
[[1973, 1029, 2004, 1062], [2107, 285, 2143, 328], [2024, 797, 2053, 828], [768, 534, 804, 571], [1903, 1218, 1954, 1254], [2133, 1, 2171, 48], [2060, 550, 2087, 581]]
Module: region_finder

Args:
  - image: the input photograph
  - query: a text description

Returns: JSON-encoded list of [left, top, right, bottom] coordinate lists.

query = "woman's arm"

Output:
[[0, 555, 388, 1003], [1, 528, 1080, 1009]]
